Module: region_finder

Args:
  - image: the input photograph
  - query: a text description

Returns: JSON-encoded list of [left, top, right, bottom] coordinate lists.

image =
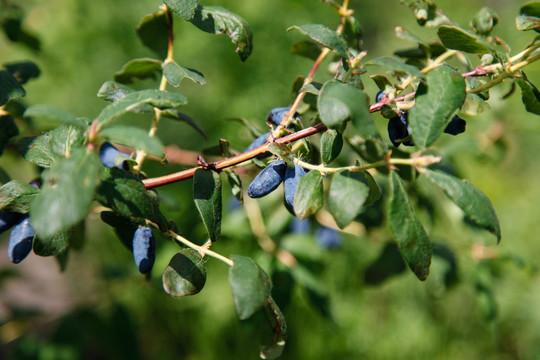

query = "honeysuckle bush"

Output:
[[1, 0, 540, 358]]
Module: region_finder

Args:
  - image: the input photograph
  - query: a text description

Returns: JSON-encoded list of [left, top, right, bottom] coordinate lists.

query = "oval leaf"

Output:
[[320, 129, 343, 165], [24, 105, 87, 128], [229, 255, 272, 320], [389, 172, 432, 281], [293, 170, 323, 220], [328, 170, 370, 229], [163, 249, 207, 297], [163, 61, 206, 87], [365, 56, 425, 80], [0, 70, 25, 106], [516, 77, 540, 115], [288, 24, 348, 58], [136, 9, 169, 58], [423, 169, 501, 242], [193, 169, 222, 242], [437, 25, 492, 54], [33, 228, 71, 257], [97, 81, 135, 102], [0, 114, 18, 156], [0, 180, 39, 213], [165, 0, 199, 21], [113, 58, 162, 84], [408, 65, 466, 148]]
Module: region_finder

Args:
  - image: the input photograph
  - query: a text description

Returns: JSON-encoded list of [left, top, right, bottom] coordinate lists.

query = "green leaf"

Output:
[[95, 89, 188, 129], [293, 170, 323, 220], [97, 81, 135, 102], [100, 211, 139, 250], [163, 249, 207, 297], [0, 70, 25, 105], [113, 58, 162, 84], [162, 61, 206, 87], [33, 228, 71, 257], [260, 297, 287, 360], [30, 149, 101, 238], [100, 125, 164, 157], [96, 168, 168, 230], [160, 109, 207, 139], [0, 114, 19, 155], [0, 180, 39, 213], [190, 6, 253, 62], [229, 255, 272, 320], [516, 77, 540, 115], [389, 172, 432, 281], [49, 125, 86, 158], [408, 65, 466, 148], [288, 24, 348, 58], [328, 170, 370, 229], [365, 57, 425, 80], [24, 105, 88, 128], [437, 25, 492, 54], [136, 9, 169, 58], [423, 169, 501, 242], [165, 0, 199, 21], [193, 169, 222, 242], [17, 135, 57, 168], [290, 40, 321, 60], [320, 129, 343, 165], [226, 170, 243, 204], [318, 80, 380, 141], [4, 61, 40, 84], [517, 2, 540, 32]]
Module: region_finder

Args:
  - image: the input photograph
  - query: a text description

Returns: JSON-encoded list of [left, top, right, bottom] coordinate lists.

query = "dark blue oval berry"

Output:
[[283, 164, 309, 211], [244, 132, 272, 159], [0, 211, 23, 234], [266, 107, 300, 127], [444, 115, 466, 136], [247, 160, 287, 198], [315, 226, 342, 249], [132, 226, 156, 274], [388, 112, 414, 147], [7, 215, 34, 264], [375, 91, 386, 103], [99, 142, 130, 170], [289, 217, 311, 235]]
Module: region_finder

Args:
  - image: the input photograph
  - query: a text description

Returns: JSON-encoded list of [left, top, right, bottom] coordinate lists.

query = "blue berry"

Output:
[[244, 132, 271, 159], [283, 164, 309, 211], [247, 160, 287, 198], [132, 226, 155, 274], [266, 107, 300, 126], [7, 215, 34, 264], [99, 142, 130, 170], [388, 112, 414, 147], [444, 115, 466, 135], [0, 211, 22, 234], [315, 226, 342, 249], [375, 91, 386, 103], [289, 217, 311, 234]]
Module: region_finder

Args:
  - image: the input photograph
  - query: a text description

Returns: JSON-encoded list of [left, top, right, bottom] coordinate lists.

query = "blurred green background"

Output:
[[1, 0, 540, 359]]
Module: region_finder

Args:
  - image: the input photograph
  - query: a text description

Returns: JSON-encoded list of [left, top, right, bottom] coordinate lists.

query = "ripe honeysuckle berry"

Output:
[[444, 115, 466, 136], [266, 107, 300, 127], [132, 226, 155, 274], [388, 111, 413, 147], [375, 91, 386, 103], [99, 142, 130, 170], [244, 132, 272, 159], [315, 226, 342, 249], [290, 217, 311, 235], [283, 164, 309, 212], [7, 215, 34, 264], [247, 160, 287, 198], [0, 211, 22, 234]]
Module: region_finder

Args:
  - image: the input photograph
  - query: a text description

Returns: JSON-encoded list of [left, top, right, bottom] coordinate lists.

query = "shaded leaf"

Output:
[[163, 249, 207, 297], [17, 135, 56, 168], [293, 170, 323, 220], [320, 129, 343, 165], [516, 77, 540, 115], [229, 255, 272, 320], [0, 180, 39, 213], [517, 2, 540, 32], [328, 170, 370, 229], [193, 169, 222, 242], [389, 172, 432, 281], [226, 170, 243, 204], [95, 89, 188, 129], [260, 297, 287, 360], [165, 0, 199, 21], [113, 58, 162, 84], [97, 81, 135, 103], [0, 114, 18, 155], [136, 9, 169, 58], [365, 56, 425, 80], [33, 228, 71, 257], [100, 125, 164, 157], [0, 70, 25, 105], [30, 149, 101, 238], [163, 61, 206, 86], [288, 24, 348, 58], [24, 105, 87, 128], [408, 65, 466, 148], [437, 25, 492, 54], [191, 6, 253, 62], [423, 169, 501, 242], [290, 40, 321, 60], [100, 211, 139, 250], [4, 61, 40, 84]]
